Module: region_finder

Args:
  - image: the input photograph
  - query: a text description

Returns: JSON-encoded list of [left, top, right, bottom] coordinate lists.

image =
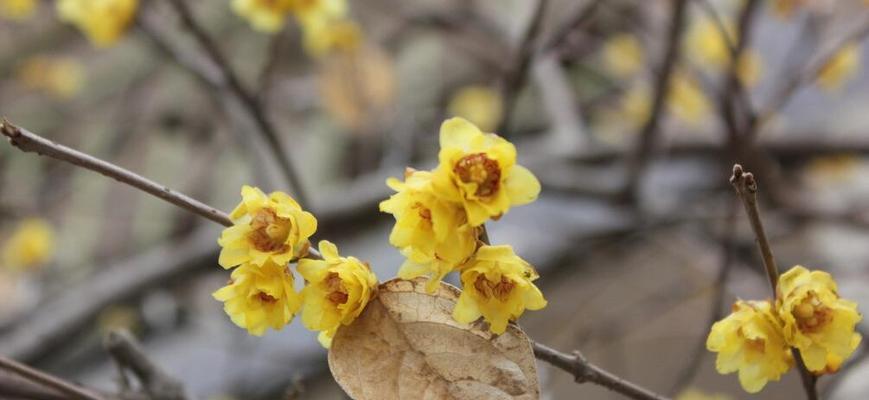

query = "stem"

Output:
[[0, 355, 106, 400], [532, 341, 671, 400], [498, 0, 549, 135], [729, 164, 819, 400], [1, 120, 233, 227]]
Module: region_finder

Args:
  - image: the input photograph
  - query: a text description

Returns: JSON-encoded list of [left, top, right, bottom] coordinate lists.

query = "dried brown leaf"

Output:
[[328, 278, 540, 400]]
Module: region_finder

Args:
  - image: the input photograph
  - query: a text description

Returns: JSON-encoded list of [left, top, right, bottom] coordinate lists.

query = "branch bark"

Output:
[[104, 330, 188, 400], [0, 355, 106, 400]]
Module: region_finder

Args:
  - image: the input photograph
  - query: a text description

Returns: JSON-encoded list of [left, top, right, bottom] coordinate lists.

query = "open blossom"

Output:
[[213, 260, 302, 336], [706, 300, 792, 393], [447, 85, 503, 133], [0, 0, 36, 20], [57, 0, 138, 48], [298, 241, 378, 347], [452, 245, 546, 334], [2, 218, 55, 271], [776, 266, 862, 373], [218, 186, 317, 269], [602, 33, 644, 78], [817, 43, 861, 92], [431, 118, 540, 226], [380, 169, 478, 293]]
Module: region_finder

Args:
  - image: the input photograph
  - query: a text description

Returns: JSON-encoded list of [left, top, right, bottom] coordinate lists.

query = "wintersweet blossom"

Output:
[[218, 185, 317, 269], [452, 245, 546, 334], [776, 266, 862, 373], [1, 218, 55, 271], [817, 43, 862, 92], [431, 117, 540, 226], [213, 260, 302, 336], [447, 85, 504, 133], [0, 0, 36, 20], [298, 240, 378, 347], [57, 0, 138, 47]]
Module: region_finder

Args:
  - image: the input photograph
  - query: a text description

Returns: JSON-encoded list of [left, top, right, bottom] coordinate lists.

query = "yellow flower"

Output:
[[686, 19, 734, 68], [56, 0, 138, 48], [667, 70, 711, 125], [16, 56, 84, 99], [776, 266, 862, 373], [431, 118, 541, 226], [676, 389, 732, 400], [289, 0, 345, 24], [218, 185, 317, 269], [452, 245, 546, 334], [447, 85, 504, 133], [737, 51, 764, 88], [2, 218, 55, 271], [706, 300, 792, 393], [298, 240, 378, 347], [301, 17, 362, 57], [1, 0, 36, 20], [602, 33, 644, 78], [213, 260, 302, 336], [817, 43, 861, 92], [380, 169, 478, 293], [771, 0, 807, 19], [618, 83, 652, 128], [231, 0, 294, 33]]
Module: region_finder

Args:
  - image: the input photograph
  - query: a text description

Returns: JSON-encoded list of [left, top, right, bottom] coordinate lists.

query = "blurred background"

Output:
[[1, 0, 869, 399]]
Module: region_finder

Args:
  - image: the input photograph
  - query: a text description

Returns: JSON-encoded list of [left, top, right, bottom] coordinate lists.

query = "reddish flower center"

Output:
[[453, 153, 501, 198], [325, 272, 349, 305], [793, 292, 832, 333], [248, 208, 292, 253], [473, 274, 515, 302], [257, 292, 278, 304]]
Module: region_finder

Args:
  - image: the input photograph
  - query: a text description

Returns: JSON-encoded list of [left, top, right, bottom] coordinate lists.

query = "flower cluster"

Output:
[[707, 266, 862, 393], [232, 0, 361, 56], [56, 0, 138, 48], [380, 117, 546, 334], [213, 186, 378, 346]]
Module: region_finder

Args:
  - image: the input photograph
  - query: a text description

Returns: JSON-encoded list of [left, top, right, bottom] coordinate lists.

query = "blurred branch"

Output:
[[541, 0, 603, 53], [498, 0, 549, 135], [532, 341, 670, 400], [720, 0, 760, 138], [729, 164, 818, 400], [0, 355, 106, 400], [104, 330, 188, 400], [0, 120, 233, 227], [622, 0, 690, 203]]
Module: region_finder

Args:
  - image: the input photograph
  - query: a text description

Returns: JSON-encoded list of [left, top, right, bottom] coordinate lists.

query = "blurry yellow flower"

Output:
[[0, 0, 36, 20], [16, 56, 84, 99], [686, 19, 734, 68], [431, 118, 541, 226], [771, 0, 807, 19], [2, 218, 55, 271], [218, 185, 317, 269], [618, 83, 652, 128], [298, 240, 378, 347], [805, 154, 859, 185], [676, 389, 732, 400], [776, 266, 862, 373], [706, 300, 792, 393], [667, 71, 711, 125], [737, 51, 763, 88], [380, 169, 478, 293], [602, 33, 645, 78], [317, 44, 395, 131], [301, 17, 361, 57], [452, 245, 546, 334], [56, 0, 138, 48], [817, 43, 861, 92], [290, 0, 345, 24], [213, 260, 302, 336], [231, 0, 293, 33], [447, 85, 504, 133]]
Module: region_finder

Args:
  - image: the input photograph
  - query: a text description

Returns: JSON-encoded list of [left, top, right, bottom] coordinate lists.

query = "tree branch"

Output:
[[498, 0, 549, 135], [104, 330, 188, 400], [729, 164, 818, 400], [532, 341, 670, 400], [0, 355, 106, 400]]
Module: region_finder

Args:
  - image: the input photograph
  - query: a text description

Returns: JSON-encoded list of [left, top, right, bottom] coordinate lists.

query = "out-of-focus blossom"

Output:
[[602, 33, 645, 78], [817, 43, 862, 92], [318, 44, 395, 131], [231, 0, 293, 33], [2, 218, 55, 272], [57, 0, 138, 48], [447, 85, 504, 133], [667, 71, 712, 125], [0, 0, 36, 20], [302, 17, 361, 57], [676, 389, 733, 400], [16, 56, 84, 99]]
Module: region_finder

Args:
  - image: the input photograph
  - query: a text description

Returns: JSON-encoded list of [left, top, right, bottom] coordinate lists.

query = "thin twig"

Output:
[[541, 0, 603, 53], [104, 330, 188, 400], [719, 0, 760, 139], [164, 0, 309, 206], [729, 164, 819, 400], [497, 0, 549, 135], [532, 341, 670, 400], [622, 0, 690, 203], [0, 355, 106, 400], [0, 119, 233, 227]]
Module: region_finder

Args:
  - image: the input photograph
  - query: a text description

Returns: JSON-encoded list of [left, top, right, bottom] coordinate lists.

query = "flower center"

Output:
[[248, 209, 292, 253], [793, 293, 832, 333], [453, 153, 501, 198], [325, 272, 349, 305], [256, 291, 278, 304], [473, 274, 515, 302]]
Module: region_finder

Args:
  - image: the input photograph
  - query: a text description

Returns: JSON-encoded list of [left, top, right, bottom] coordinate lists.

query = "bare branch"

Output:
[[0, 355, 106, 400], [0, 120, 233, 227], [498, 0, 549, 135], [104, 330, 188, 400], [532, 341, 670, 400]]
